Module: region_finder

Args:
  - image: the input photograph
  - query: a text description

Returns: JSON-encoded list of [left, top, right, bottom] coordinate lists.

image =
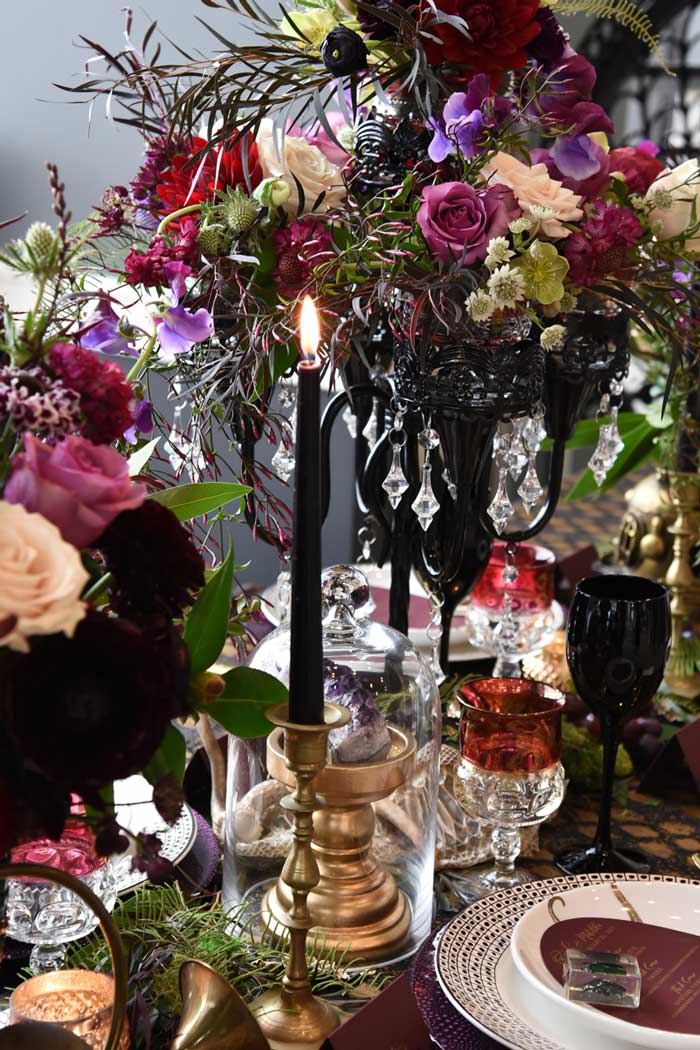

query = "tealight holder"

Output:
[[9, 971, 131, 1049]]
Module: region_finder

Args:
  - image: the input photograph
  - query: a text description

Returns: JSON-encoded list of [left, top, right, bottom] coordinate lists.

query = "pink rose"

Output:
[[5, 434, 146, 548], [417, 182, 519, 265]]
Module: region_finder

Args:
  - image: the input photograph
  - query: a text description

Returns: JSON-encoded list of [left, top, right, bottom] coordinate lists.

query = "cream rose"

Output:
[[0, 501, 88, 653], [482, 152, 583, 239], [646, 158, 700, 253], [256, 119, 347, 215]]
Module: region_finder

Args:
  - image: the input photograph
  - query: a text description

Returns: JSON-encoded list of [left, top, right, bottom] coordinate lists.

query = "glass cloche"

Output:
[[223, 565, 441, 965]]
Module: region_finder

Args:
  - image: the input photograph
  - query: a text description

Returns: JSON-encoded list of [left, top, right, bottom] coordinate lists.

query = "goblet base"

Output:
[[555, 843, 651, 876], [441, 863, 536, 906]]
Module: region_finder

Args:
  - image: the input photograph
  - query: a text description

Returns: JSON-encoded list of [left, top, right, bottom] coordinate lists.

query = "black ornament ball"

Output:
[[320, 27, 369, 76]]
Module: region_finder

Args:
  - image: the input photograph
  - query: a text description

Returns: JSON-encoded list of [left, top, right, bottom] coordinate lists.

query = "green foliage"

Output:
[[184, 548, 235, 675], [543, 1, 663, 60], [127, 437, 160, 477], [67, 882, 387, 1045], [143, 723, 187, 786], [150, 482, 250, 521], [566, 417, 658, 502], [205, 666, 288, 737], [562, 719, 633, 792]]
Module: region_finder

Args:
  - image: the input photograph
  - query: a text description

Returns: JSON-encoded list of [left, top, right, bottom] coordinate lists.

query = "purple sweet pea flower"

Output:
[[428, 77, 512, 164], [531, 139, 611, 201], [124, 399, 154, 445], [528, 51, 614, 137], [552, 134, 603, 181], [81, 296, 137, 357], [156, 262, 214, 359]]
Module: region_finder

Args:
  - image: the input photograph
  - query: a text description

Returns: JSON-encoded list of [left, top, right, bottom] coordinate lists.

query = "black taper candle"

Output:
[[288, 299, 324, 725]]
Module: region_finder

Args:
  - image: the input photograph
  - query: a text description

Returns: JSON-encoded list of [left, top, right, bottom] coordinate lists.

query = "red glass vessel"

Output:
[[458, 677, 565, 774], [470, 543, 555, 617]]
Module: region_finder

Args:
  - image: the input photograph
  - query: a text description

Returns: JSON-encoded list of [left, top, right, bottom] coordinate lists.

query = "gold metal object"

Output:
[[171, 960, 269, 1050], [264, 724, 416, 962], [660, 470, 700, 698], [609, 472, 674, 577], [9, 971, 130, 1049], [250, 702, 350, 1050], [0, 862, 128, 1050], [522, 632, 572, 693], [692, 852, 700, 872], [610, 884, 642, 923]]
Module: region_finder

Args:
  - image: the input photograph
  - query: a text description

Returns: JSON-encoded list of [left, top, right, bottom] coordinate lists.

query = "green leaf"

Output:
[[150, 482, 250, 521], [143, 723, 187, 785], [205, 667, 288, 739], [567, 421, 656, 502], [184, 548, 235, 675], [128, 437, 160, 477]]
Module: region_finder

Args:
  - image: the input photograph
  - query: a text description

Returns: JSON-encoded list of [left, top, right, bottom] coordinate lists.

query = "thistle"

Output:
[[198, 223, 229, 258], [221, 188, 260, 235], [22, 222, 61, 277]]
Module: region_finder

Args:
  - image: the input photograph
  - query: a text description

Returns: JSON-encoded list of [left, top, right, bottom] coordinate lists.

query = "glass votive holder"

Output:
[[9, 970, 131, 1049], [470, 542, 556, 618], [563, 948, 641, 1008]]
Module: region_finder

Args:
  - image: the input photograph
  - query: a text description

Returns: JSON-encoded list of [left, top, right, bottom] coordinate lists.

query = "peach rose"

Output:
[[483, 152, 584, 238], [256, 119, 346, 215], [0, 501, 88, 654]]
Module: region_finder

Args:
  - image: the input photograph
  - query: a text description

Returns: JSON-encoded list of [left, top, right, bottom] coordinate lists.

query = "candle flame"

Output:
[[300, 295, 320, 365]]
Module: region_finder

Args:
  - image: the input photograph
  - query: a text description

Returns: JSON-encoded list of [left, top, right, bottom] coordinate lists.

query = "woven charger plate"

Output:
[[435, 873, 697, 1050]]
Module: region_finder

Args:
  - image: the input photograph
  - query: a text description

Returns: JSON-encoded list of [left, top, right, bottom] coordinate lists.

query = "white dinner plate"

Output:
[[112, 774, 198, 893], [435, 874, 699, 1050], [511, 877, 700, 1050]]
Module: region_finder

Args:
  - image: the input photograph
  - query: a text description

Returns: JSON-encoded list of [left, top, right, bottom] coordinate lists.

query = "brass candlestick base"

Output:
[[250, 702, 350, 1050], [264, 724, 416, 962]]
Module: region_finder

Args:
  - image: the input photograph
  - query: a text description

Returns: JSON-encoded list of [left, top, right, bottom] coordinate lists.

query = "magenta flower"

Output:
[[417, 183, 519, 266], [530, 138, 611, 200], [527, 52, 614, 138], [5, 433, 146, 548], [156, 261, 213, 359], [428, 77, 512, 163], [564, 201, 642, 288], [272, 218, 333, 296], [81, 295, 137, 357]]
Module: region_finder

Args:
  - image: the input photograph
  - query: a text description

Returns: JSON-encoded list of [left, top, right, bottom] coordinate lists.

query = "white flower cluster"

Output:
[[487, 265, 526, 309], [485, 236, 514, 271], [540, 324, 567, 351]]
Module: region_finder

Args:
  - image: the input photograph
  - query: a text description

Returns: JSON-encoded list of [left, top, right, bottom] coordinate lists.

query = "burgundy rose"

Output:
[[417, 182, 519, 265], [5, 434, 146, 548], [608, 146, 666, 195]]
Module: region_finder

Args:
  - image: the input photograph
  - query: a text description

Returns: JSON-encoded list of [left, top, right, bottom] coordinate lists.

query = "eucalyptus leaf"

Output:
[[185, 548, 235, 675], [150, 482, 250, 521]]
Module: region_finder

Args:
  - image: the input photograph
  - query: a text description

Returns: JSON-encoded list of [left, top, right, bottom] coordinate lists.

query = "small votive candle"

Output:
[[10, 970, 130, 1049], [563, 948, 641, 1008]]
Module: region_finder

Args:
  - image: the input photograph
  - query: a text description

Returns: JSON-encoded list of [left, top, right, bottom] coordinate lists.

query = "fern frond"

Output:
[[543, 1, 671, 73]]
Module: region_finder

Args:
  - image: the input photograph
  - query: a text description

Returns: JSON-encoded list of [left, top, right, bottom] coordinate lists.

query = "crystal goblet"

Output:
[[6, 820, 117, 972], [455, 677, 565, 901]]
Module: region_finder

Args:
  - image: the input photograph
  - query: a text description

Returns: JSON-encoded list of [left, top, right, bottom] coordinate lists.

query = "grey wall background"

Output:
[[0, 2, 590, 587]]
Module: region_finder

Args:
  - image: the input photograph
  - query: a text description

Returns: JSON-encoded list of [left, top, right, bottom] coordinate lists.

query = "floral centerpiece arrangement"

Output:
[[55, 0, 699, 552], [0, 169, 285, 866]]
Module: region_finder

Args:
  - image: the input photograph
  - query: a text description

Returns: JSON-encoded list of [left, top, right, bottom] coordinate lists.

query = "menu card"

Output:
[[540, 916, 700, 1034], [322, 974, 433, 1050]]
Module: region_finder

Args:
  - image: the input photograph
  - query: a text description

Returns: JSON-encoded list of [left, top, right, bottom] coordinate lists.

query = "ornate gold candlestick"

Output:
[[250, 702, 349, 1050], [660, 470, 700, 698], [263, 724, 415, 962]]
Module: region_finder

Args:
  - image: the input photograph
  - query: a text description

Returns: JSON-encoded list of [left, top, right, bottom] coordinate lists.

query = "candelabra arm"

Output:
[[0, 863, 128, 1050]]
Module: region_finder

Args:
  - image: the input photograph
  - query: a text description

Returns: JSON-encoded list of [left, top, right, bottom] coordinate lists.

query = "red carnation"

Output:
[[608, 146, 665, 195], [156, 135, 262, 215], [419, 0, 541, 86], [49, 344, 134, 445]]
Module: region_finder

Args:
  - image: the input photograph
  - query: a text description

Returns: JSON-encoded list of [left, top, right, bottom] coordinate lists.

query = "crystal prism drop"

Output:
[[607, 407, 624, 456], [508, 419, 528, 479], [518, 453, 544, 512], [272, 441, 295, 481], [342, 404, 357, 439], [442, 467, 458, 501], [362, 401, 380, 449], [523, 414, 547, 453], [588, 424, 614, 486], [411, 463, 440, 531], [493, 594, 520, 656], [382, 445, 410, 509], [502, 563, 519, 585], [487, 470, 515, 535], [418, 427, 440, 450]]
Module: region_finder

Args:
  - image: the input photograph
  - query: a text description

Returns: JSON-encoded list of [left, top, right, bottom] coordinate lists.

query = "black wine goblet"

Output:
[[556, 575, 671, 875]]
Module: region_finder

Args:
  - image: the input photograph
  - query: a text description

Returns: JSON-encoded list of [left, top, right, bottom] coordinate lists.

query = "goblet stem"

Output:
[[30, 942, 66, 972], [490, 826, 521, 887], [594, 725, 619, 857]]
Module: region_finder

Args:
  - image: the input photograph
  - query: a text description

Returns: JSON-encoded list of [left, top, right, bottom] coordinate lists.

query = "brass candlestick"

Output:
[[263, 724, 416, 962], [660, 470, 700, 698], [250, 702, 350, 1050]]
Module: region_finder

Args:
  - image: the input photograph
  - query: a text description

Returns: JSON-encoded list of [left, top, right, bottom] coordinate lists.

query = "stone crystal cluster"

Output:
[[323, 658, 391, 763]]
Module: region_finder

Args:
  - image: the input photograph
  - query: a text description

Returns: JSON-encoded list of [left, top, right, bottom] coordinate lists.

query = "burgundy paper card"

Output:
[[557, 545, 599, 592], [639, 719, 700, 795], [322, 974, 433, 1050], [541, 917, 700, 1035]]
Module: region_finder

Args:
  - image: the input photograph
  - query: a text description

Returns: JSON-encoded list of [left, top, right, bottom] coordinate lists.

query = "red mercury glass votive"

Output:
[[458, 678, 565, 774], [11, 797, 106, 879], [471, 543, 555, 617]]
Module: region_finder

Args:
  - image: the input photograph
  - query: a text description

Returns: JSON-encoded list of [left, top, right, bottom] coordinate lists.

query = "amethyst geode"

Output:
[[324, 659, 391, 763]]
